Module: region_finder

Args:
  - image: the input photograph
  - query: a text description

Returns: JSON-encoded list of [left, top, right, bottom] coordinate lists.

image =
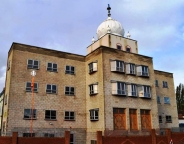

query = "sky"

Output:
[[0, 0, 184, 91]]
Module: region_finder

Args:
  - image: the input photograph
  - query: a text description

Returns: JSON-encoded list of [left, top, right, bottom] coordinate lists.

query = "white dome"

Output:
[[97, 17, 125, 39]]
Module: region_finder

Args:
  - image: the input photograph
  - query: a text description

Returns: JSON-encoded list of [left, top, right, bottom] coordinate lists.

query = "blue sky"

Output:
[[0, 0, 184, 91]]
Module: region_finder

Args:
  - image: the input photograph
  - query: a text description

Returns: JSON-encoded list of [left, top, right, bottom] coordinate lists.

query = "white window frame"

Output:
[[27, 59, 39, 70], [166, 115, 172, 123], [65, 86, 75, 95], [26, 82, 38, 92], [127, 84, 137, 97], [111, 60, 124, 72], [111, 81, 126, 95], [90, 109, 99, 121], [89, 84, 98, 95], [137, 85, 151, 98], [89, 62, 97, 73], [164, 97, 170, 104], [136, 65, 149, 76], [65, 111, 75, 121], [47, 62, 57, 72], [65, 65, 75, 74], [46, 84, 57, 94]]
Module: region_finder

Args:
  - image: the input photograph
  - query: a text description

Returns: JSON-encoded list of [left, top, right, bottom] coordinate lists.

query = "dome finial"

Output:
[[92, 37, 95, 43], [107, 4, 111, 17]]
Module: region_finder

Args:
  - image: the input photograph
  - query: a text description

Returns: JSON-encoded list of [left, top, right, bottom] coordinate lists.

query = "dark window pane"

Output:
[[48, 63, 52, 67], [53, 64, 57, 68], [28, 60, 33, 65], [65, 87, 69, 91], [66, 66, 70, 70], [52, 85, 56, 90], [65, 112, 69, 117], [71, 87, 74, 92], [47, 85, 51, 89]]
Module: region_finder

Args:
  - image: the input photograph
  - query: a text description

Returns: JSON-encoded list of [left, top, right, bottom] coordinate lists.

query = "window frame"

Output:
[[90, 109, 99, 121], [89, 84, 98, 95], [23, 109, 37, 120], [157, 96, 161, 104], [23, 133, 35, 137], [46, 84, 57, 94], [116, 44, 122, 50], [70, 133, 75, 144], [65, 65, 75, 75], [88, 62, 97, 74], [137, 85, 151, 98], [136, 65, 149, 77], [111, 60, 124, 73], [45, 110, 56, 120], [64, 111, 75, 121], [44, 133, 55, 137], [47, 62, 57, 72], [112, 81, 126, 96], [164, 97, 170, 104], [65, 86, 75, 96], [159, 115, 162, 123], [155, 80, 159, 87], [26, 82, 38, 92], [166, 115, 172, 123], [27, 59, 39, 70], [163, 81, 168, 88]]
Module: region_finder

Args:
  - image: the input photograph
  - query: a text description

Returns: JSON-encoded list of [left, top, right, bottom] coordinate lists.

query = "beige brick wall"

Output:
[[154, 70, 179, 128], [102, 47, 159, 130]]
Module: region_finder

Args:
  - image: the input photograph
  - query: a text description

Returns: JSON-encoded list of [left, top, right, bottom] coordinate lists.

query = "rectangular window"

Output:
[[113, 108, 126, 130], [164, 97, 170, 104], [126, 47, 131, 52], [65, 87, 75, 95], [155, 80, 159, 87], [44, 133, 55, 137], [157, 96, 161, 103], [117, 45, 122, 50], [138, 85, 151, 98], [45, 110, 56, 120], [89, 84, 98, 95], [127, 84, 137, 97], [27, 60, 39, 69], [111, 60, 124, 72], [91, 140, 97, 144], [112, 82, 126, 95], [136, 65, 149, 77], [46, 84, 57, 94], [90, 109, 99, 121], [65, 111, 75, 120], [163, 81, 168, 88], [126, 63, 135, 74], [24, 109, 36, 119], [166, 115, 172, 123], [47, 63, 57, 72], [66, 66, 75, 74], [159, 115, 162, 123], [23, 133, 35, 137], [26, 82, 38, 92], [89, 62, 97, 73], [70, 134, 74, 144]]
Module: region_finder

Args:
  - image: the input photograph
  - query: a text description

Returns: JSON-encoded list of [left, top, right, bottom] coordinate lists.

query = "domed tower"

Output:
[[87, 5, 138, 54]]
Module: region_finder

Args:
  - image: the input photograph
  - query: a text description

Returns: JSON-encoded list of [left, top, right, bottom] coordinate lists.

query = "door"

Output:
[[113, 108, 126, 130], [129, 109, 138, 130], [140, 110, 151, 129]]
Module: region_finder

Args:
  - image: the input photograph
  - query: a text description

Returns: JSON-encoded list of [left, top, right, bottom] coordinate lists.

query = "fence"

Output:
[[0, 131, 70, 144]]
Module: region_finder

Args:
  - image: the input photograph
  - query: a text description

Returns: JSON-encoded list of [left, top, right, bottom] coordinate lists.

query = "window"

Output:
[[127, 84, 137, 97], [27, 60, 39, 69], [126, 63, 135, 74], [159, 116, 162, 123], [46, 84, 57, 94], [111, 60, 124, 72], [163, 81, 168, 88], [65, 111, 75, 120], [45, 110, 56, 120], [24, 109, 36, 119], [112, 82, 126, 95], [116, 45, 122, 50], [91, 140, 97, 144], [89, 84, 98, 95], [47, 63, 57, 72], [23, 133, 35, 137], [157, 96, 161, 104], [137, 85, 151, 98], [44, 133, 54, 137], [136, 65, 149, 77], [90, 109, 99, 121], [155, 80, 159, 87], [66, 66, 75, 74], [26, 82, 38, 92], [70, 134, 74, 144], [65, 87, 75, 95], [166, 115, 172, 123], [126, 47, 131, 52], [89, 62, 97, 73], [164, 97, 170, 104]]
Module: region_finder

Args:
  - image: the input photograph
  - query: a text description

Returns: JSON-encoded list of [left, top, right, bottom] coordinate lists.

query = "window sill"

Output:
[[65, 72, 75, 75], [90, 93, 98, 96], [157, 102, 161, 104], [44, 119, 57, 121], [163, 87, 169, 88], [166, 122, 172, 123], [112, 94, 126, 96], [47, 70, 58, 73], [90, 119, 99, 121], [26, 91, 38, 93], [89, 71, 97, 74], [112, 71, 125, 73], [164, 103, 170, 105], [65, 94, 75, 96], [126, 73, 136, 76], [46, 92, 57, 94], [23, 118, 37, 120], [27, 68, 39, 70], [64, 119, 75, 121]]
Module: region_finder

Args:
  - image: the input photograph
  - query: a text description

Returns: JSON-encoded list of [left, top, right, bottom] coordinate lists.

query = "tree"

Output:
[[176, 83, 184, 111]]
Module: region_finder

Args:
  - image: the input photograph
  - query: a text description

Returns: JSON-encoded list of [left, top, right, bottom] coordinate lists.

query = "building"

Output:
[[1, 5, 178, 144], [0, 88, 5, 135]]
